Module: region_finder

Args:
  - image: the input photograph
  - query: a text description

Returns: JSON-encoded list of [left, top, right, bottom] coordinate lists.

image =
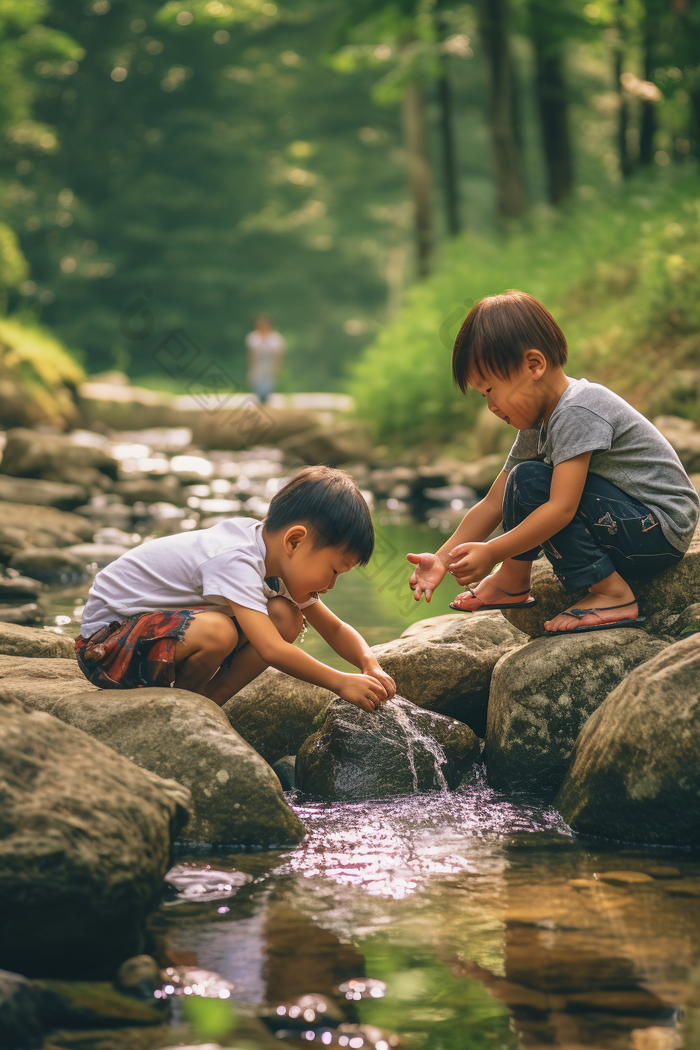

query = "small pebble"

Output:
[[594, 870, 654, 886]]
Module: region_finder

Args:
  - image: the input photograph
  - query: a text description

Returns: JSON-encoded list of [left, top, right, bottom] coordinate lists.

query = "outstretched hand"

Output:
[[447, 542, 497, 586], [407, 551, 447, 602]]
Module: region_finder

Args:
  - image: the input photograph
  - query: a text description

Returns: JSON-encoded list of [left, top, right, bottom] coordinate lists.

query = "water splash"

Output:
[[390, 700, 448, 792]]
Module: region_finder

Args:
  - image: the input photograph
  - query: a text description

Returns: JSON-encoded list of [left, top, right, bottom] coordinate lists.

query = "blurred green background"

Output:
[[1, 0, 700, 442]]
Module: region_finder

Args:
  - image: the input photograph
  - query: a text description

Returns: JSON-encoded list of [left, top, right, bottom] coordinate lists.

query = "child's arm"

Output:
[[303, 600, 396, 699], [227, 600, 386, 712], [408, 469, 507, 601], [448, 452, 592, 584]]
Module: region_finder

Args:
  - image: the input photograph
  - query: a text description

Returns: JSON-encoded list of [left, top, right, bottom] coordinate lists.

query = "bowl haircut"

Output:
[[266, 465, 374, 566], [452, 290, 568, 393]]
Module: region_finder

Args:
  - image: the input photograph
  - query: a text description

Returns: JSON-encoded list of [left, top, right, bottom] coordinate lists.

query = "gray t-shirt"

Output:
[[503, 378, 699, 552]]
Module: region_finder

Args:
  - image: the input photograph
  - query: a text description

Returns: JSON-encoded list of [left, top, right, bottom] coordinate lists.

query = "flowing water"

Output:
[[36, 466, 700, 1049]]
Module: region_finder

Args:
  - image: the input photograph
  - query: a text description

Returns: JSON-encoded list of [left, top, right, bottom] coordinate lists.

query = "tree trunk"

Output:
[[437, 62, 461, 236], [615, 0, 632, 178], [530, 4, 573, 205], [639, 19, 655, 164], [477, 0, 527, 220], [401, 77, 433, 277]]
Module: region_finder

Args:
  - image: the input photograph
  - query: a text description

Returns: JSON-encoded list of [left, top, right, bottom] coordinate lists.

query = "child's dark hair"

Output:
[[266, 465, 374, 566], [452, 290, 568, 393]]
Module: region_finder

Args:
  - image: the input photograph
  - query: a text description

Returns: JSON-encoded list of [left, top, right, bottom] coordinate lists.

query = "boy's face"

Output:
[[467, 358, 548, 430], [282, 533, 359, 604]]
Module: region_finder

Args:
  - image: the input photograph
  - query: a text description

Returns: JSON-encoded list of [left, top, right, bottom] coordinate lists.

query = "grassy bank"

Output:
[[349, 171, 700, 454]]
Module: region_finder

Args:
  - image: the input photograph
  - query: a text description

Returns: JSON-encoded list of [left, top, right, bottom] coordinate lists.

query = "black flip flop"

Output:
[[544, 599, 645, 636], [449, 586, 537, 613]]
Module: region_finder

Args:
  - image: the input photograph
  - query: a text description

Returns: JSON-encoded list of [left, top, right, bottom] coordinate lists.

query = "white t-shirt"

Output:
[[79, 517, 318, 638], [245, 330, 286, 385]]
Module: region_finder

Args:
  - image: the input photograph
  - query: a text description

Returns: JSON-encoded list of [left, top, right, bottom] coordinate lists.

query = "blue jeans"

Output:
[[503, 461, 683, 593]]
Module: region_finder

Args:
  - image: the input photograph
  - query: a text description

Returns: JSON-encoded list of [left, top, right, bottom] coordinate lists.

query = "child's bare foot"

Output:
[[544, 572, 638, 632], [450, 561, 533, 611]]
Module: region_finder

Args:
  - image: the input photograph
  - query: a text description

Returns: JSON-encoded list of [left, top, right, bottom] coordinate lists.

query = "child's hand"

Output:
[[362, 662, 396, 700], [407, 552, 447, 602], [448, 542, 497, 585], [337, 672, 387, 713]]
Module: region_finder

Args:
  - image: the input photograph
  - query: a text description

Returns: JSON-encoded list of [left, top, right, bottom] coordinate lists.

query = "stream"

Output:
[[31, 435, 700, 1049]]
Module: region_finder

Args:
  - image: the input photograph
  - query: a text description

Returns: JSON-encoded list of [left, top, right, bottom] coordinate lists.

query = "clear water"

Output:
[[39, 512, 700, 1049], [153, 779, 700, 1050]]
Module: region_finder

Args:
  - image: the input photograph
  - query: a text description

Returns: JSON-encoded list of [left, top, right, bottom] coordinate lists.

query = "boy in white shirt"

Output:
[[76, 466, 394, 711]]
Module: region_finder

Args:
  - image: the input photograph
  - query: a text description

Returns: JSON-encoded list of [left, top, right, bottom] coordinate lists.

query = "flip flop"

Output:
[[449, 586, 537, 613], [544, 599, 645, 636]]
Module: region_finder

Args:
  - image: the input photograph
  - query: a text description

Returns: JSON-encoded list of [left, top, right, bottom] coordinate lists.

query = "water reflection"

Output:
[[154, 783, 700, 1050]]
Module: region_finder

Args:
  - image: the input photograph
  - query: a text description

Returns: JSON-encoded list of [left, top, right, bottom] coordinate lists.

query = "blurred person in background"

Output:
[[246, 313, 286, 403]]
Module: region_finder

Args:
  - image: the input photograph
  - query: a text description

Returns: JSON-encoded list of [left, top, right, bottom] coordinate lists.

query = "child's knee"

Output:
[[506, 460, 553, 503], [268, 596, 303, 642], [180, 611, 238, 658]]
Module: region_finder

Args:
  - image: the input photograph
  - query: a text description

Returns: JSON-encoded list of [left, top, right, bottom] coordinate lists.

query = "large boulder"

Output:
[[0, 691, 190, 977], [485, 629, 668, 800], [556, 634, 700, 846], [296, 695, 480, 801], [0, 427, 117, 483], [0, 623, 76, 659], [278, 422, 373, 466], [503, 522, 700, 638], [373, 611, 527, 736], [0, 502, 94, 545], [46, 688, 306, 849], [0, 474, 87, 510], [223, 667, 333, 765], [8, 546, 91, 584], [0, 655, 92, 710]]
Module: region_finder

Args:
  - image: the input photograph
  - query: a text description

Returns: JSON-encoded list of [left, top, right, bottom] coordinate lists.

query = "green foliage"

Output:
[[0, 314, 84, 426], [349, 171, 700, 447], [355, 938, 517, 1050], [0, 0, 411, 388]]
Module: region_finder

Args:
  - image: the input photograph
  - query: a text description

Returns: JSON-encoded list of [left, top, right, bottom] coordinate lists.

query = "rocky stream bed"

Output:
[[0, 411, 699, 1050]]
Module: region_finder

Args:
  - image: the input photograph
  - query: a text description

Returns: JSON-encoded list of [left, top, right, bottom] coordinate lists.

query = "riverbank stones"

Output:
[[223, 667, 333, 765], [0, 690, 190, 977], [0, 624, 76, 659], [372, 611, 527, 737], [486, 629, 667, 800], [556, 634, 700, 846], [46, 687, 306, 848], [296, 695, 480, 801]]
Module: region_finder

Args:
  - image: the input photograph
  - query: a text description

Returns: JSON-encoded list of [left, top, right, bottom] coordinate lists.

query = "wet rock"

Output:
[[35, 977, 166, 1027], [0, 623, 76, 659], [47, 687, 306, 848], [76, 500, 134, 529], [0, 969, 45, 1049], [0, 574, 43, 601], [278, 422, 373, 466], [373, 611, 527, 736], [0, 427, 118, 482], [504, 522, 700, 638], [115, 956, 162, 1000], [9, 546, 91, 584], [367, 466, 418, 498], [0, 690, 190, 976], [556, 634, 700, 846], [0, 655, 91, 710], [223, 667, 333, 765], [0, 602, 43, 625], [0, 501, 94, 544], [113, 476, 186, 506], [296, 696, 480, 801], [454, 453, 504, 494], [486, 630, 667, 800], [67, 542, 130, 568], [0, 474, 86, 510], [273, 755, 296, 791], [670, 601, 700, 639]]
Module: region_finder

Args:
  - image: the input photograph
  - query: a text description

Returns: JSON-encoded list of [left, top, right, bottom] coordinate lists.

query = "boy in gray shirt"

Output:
[[407, 290, 699, 634]]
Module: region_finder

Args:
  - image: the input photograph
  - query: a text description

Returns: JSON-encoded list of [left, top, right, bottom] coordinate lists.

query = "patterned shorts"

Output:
[[74, 607, 241, 689]]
